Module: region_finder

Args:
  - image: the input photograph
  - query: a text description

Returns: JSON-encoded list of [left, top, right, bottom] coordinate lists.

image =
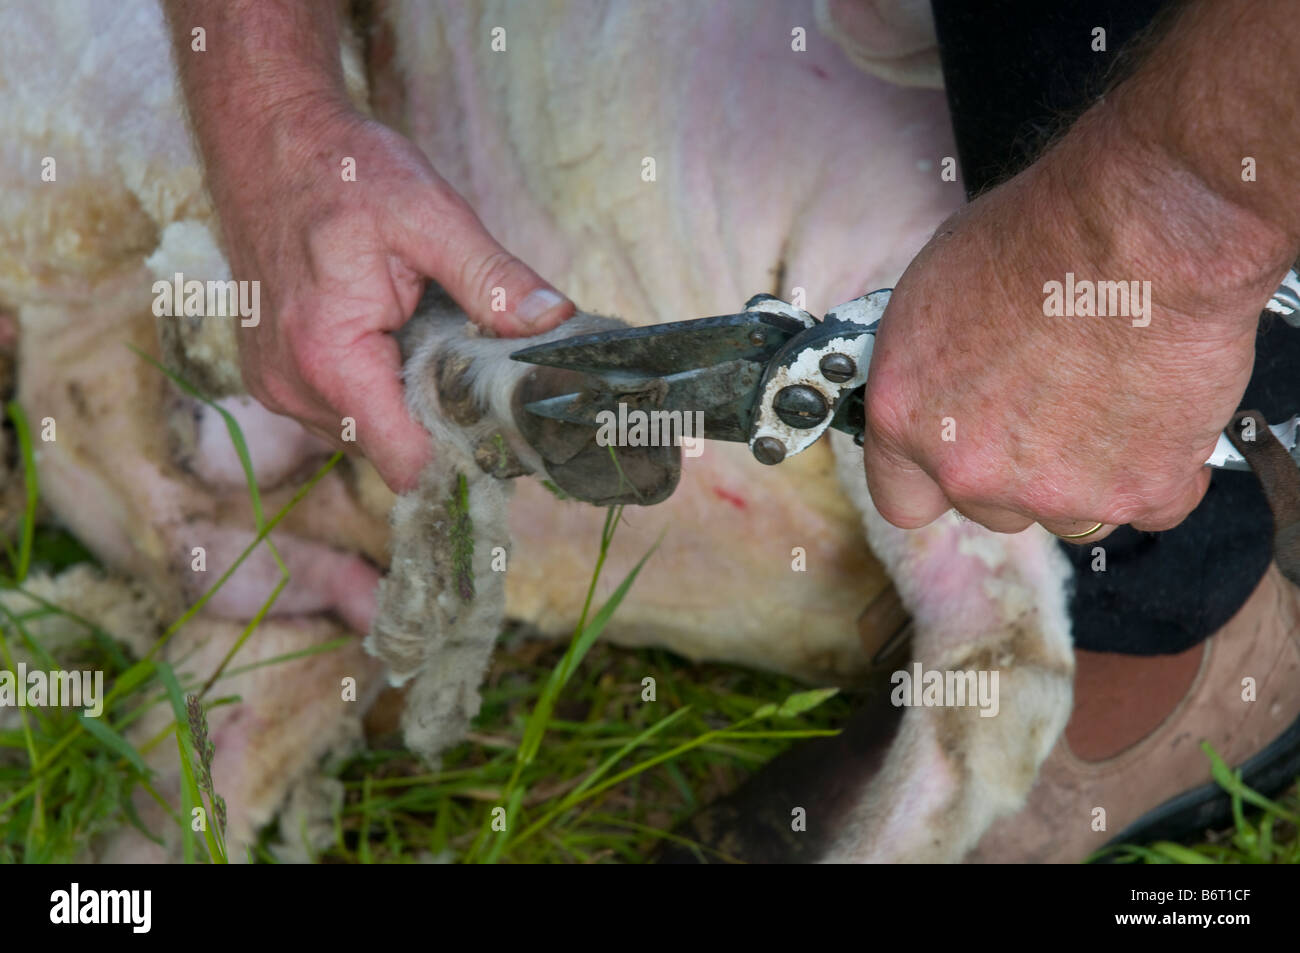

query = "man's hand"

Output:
[[165, 1, 572, 491], [214, 100, 572, 491], [864, 0, 1300, 539]]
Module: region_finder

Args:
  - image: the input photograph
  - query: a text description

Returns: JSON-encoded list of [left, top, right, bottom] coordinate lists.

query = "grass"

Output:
[[310, 485, 849, 864], [0, 359, 1297, 863], [0, 381, 343, 862], [301, 638, 850, 864], [1092, 742, 1300, 864]]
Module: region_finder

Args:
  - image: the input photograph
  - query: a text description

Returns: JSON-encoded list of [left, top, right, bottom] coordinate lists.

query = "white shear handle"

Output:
[[1207, 416, 1300, 471], [1208, 268, 1300, 470]]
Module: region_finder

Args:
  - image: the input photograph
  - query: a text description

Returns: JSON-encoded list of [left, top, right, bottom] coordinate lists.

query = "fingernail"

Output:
[[516, 288, 566, 324]]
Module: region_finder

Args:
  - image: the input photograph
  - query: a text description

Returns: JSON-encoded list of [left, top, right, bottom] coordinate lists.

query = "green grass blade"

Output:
[[479, 787, 524, 865], [78, 714, 151, 777], [565, 705, 694, 805], [218, 637, 351, 680], [1205, 740, 1300, 824], [30, 453, 340, 776], [155, 661, 225, 864], [1144, 841, 1214, 864], [777, 687, 839, 718], [128, 346, 266, 529], [516, 537, 659, 769]]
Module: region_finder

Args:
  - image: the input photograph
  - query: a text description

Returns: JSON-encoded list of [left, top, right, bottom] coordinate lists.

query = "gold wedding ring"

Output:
[[1054, 521, 1105, 540]]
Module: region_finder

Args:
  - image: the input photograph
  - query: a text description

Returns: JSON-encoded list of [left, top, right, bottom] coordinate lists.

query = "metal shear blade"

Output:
[[510, 309, 808, 442], [519, 360, 764, 442]]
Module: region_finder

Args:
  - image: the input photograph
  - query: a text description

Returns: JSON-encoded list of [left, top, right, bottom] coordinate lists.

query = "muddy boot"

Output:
[[966, 563, 1300, 862]]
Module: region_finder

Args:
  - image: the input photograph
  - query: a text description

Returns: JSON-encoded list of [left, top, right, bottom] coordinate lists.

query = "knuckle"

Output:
[[872, 499, 934, 530], [427, 182, 475, 225], [958, 505, 1021, 533], [863, 381, 910, 447], [459, 248, 518, 305], [1137, 512, 1188, 532], [1020, 481, 1097, 525], [1140, 487, 1204, 531], [933, 455, 1003, 505], [1132, 477, 1189, 520], [406, 186, 478, 241], [1100, 491, 1148, 527]]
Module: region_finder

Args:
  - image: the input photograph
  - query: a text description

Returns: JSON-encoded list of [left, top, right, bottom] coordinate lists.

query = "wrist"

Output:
[[1038, 101, 1297, 330], [167, 0, 354, 203], [199, 85, 359, 210]]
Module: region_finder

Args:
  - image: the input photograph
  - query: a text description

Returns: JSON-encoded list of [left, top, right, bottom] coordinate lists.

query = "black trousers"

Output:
[[931, 0, 1283, 654]]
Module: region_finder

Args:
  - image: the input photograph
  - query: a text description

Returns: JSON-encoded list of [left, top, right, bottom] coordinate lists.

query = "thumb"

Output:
[[398, 188, 574, 337]]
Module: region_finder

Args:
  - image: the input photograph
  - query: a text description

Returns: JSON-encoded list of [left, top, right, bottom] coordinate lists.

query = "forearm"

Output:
[[1022, 0, 1300, 325], [163, 0, 350, 204], [1116, 0, 1300, 240]]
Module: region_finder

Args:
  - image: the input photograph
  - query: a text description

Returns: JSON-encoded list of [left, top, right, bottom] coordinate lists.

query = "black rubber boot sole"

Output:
[[1100, 709, 1300, 858]]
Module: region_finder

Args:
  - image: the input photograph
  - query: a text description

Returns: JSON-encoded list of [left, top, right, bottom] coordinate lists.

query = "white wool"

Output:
[[369, 289, 624, 760], [399, 294, 622, 477], [0, 1, 207, 304], [826, 431, 1076, 861], [145, 220, 230, 284], [0, 566, 162, 659]]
